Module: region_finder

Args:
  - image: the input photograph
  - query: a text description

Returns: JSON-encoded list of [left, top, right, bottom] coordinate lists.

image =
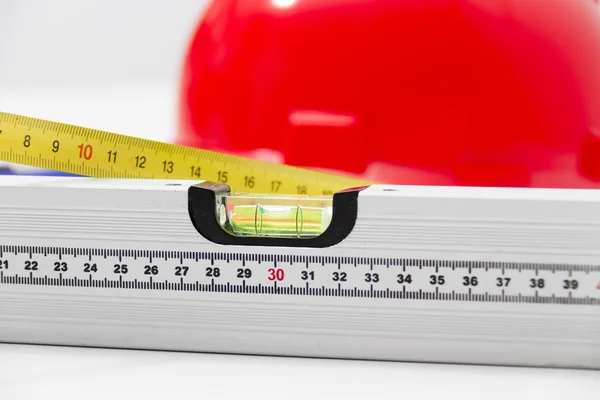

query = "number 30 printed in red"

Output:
[[268, 268, 284, 281]]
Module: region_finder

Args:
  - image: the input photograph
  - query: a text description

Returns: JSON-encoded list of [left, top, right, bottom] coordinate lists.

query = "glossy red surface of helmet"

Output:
[[178, 0, 600, 188]]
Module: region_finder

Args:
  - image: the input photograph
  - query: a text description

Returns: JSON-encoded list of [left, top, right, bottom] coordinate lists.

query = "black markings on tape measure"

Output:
[[0, 111, 370, 195], [0, 245, 599, 305]]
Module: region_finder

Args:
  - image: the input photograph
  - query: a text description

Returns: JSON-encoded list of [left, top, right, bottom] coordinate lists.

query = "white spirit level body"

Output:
[[0, 176, 599, 369]]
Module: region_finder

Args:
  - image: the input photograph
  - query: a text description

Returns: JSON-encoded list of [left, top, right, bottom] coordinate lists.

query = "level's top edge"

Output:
[[1, 176, 600, 201]]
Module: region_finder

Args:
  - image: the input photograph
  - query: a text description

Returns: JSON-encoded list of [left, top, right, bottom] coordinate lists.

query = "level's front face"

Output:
[[0, 177, 599, 369]]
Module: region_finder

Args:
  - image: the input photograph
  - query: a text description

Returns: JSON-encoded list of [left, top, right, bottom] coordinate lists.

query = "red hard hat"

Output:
[[178, 0, 600, 188]]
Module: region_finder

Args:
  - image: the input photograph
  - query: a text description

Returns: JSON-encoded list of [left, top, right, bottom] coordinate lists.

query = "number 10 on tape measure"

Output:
[[0, 176, 599, 369]]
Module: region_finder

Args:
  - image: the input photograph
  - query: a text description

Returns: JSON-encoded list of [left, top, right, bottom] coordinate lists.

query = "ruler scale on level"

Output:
[[0, 247, 599, 304], [0, 176, 599, 369], [0, 111, 372, 195]]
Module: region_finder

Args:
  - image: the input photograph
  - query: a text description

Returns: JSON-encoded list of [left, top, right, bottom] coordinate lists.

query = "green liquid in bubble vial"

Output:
[[217, 194, 333, 238]]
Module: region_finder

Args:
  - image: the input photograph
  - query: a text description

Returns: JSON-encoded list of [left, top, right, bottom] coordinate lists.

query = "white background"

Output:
[[0, 0, 599, 398], [0, 0, 205, 143]]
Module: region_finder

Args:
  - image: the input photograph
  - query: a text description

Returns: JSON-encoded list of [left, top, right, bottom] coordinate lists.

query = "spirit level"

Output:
[[0, 176, 598, 369]]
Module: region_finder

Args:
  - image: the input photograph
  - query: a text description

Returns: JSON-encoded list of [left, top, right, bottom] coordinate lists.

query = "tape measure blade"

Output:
[[0, 111, 373, 195]]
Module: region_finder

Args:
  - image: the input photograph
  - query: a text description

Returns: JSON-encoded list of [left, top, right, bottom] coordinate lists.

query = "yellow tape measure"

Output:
[[0, 111, 373, 195]]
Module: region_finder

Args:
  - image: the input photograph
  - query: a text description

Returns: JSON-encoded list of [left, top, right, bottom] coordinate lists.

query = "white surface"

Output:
[[0, 0, 599, 398], [1, 343, 599, 400]]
